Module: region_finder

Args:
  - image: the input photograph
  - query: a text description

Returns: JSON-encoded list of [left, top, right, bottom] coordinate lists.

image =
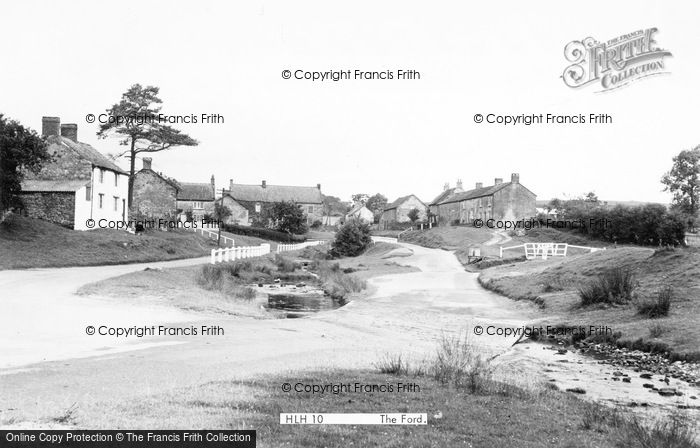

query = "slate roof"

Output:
[[20, 179, 89, 192], [52, 135, 127, 174], [226, 184, 323, 204], [384, 194, 425, 211], [177, 182, 215, 201], [438, 183, 510, 205], [429, 187, 458, 206]]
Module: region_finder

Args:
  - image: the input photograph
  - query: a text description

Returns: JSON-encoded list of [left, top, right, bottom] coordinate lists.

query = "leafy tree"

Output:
[[260, 201, 308, 234], [351, 193, 369, 205], [213, 202, 232, 223], [365, 193, 388, 223], [407, 207, 421, 223], [97, 84, 199, 207], [322, 194, 350, 218], [331, 218, 372, 257], [0, 115, 49, 216], [662, 146, 700, 227]]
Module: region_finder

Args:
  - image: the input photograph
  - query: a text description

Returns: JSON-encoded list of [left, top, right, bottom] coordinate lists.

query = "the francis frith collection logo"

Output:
[[562, 28, 672, 92]]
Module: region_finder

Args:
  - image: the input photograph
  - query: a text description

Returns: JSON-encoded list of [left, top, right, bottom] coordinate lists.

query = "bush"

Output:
[[433, 331, 492, 394], [578, 267, 637, 306], [637, 285, 673, 318], [615, 413, 697, 448], [374, 354, 409, 375], [221, 223, 306, 243], [314, 261, 366, 300], [310, 219, 322, 229], [274, 253, 298, 272], [331, 219, 372, 257]]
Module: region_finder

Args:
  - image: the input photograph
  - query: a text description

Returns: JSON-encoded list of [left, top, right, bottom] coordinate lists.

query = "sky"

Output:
[[1, 1, 697, 204]]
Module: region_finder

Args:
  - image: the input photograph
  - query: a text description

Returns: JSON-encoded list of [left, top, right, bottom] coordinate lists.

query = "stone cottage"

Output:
[[220, 180, 324, 226], [345, 204, 374, 223], [433, 173, 536, 224], [131, 158, 179, 219], [19, 117, 129, 230], [176, 178, 216, 218], [379, 195, 428, 229]]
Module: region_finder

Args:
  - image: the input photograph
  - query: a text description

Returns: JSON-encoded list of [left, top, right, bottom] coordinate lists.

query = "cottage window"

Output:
[[193, 202, 203, 210], [113, 196, 119, 211], [307, 205, 314, 214], [85, 185, 91, 201], [255, 202, 261, 213], [98, 194, 104, 209], [99, 169, 105, 183]]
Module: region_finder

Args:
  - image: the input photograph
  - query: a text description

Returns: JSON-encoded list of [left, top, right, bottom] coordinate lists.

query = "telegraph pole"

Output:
[[217, 187, 224, 247]]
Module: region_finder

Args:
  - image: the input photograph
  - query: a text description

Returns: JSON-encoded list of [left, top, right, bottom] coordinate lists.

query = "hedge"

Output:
[[221, 223, 307, 243]]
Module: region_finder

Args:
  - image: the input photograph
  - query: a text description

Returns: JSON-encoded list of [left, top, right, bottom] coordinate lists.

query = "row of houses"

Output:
[[376, 173, 536, 228], [18, 116, 325, 230]]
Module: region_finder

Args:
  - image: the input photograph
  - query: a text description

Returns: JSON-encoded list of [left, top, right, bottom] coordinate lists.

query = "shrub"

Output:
[[636, 285, 673, 318], [310, 219, 322, 229], [374, 354, 409, 375], [330, 219, 372, 257], [648, 323, 668, 338], [578, 267, 637, 306], [274, 254, 298, 272], [432, 331, 492, 394], [314, 261, 366, 300], [615, 413, 697, 448]]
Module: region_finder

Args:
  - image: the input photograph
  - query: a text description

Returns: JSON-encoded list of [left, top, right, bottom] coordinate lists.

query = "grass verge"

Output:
[[0, 214, 222, 270]]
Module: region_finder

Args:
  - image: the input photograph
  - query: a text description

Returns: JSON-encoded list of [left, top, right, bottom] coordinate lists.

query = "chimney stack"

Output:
[[456, 179, 463, 190], [494, 178, 503, 185], [443, 182, 450, 191], [60, 123, 78, 142], [229, 179, 234, 190], [262, 180, 267, 188], [42, 116, 60, 137], [211, 175, 215, 188], [511, 173, 520, 184], [142, 157, 152, 170], [475, 182, 483, 189], [317, 183, 321, 190]]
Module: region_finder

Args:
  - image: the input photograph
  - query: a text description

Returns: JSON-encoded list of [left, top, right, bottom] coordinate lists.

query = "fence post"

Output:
[[499, 246, 503, 258], [211, 249, 216, 264]]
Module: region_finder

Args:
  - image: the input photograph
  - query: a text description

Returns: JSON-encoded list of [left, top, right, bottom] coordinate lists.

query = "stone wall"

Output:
[[131, 170, 178, 218], [19, 192, 76, 228], [221, 196, 250, 225], [492, 183, 536, 220]]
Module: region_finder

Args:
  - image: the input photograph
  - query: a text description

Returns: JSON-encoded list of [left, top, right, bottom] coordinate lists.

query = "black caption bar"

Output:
[[1, 430, 256, 447]]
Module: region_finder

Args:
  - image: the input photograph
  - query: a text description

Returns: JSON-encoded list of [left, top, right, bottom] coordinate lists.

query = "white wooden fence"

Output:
[[210, 243, 271, 264], [276, 240, 326, 253], [500, 242, 605, 260], [189, 226, 235, 247]]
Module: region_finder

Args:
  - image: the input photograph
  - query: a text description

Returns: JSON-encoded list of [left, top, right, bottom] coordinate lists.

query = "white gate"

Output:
[[500, 242, 604, 260]]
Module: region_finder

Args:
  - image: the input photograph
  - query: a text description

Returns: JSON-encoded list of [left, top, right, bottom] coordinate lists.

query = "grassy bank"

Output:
[[479, 246, 700, 360], [0, 215, 222, 270], [36, 333, 697, 447], [78, 242, 415, 315]]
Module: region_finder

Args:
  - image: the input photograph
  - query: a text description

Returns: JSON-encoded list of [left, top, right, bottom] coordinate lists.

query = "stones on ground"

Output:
[[556, 348, 567, 355], [640, 373, 653, 379], [566, 387, 586, 394], [642, 383, 655, 389], [657, 387, 677, 397], [622, 377, 631, 383]]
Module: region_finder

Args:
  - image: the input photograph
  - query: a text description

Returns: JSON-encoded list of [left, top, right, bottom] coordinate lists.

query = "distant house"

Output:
[[345, 204, 374, 223], [433, 173, 536, 225], [428, 180, 464, 224], [131, 158, 179, 218], [19, 116, 129, 230], [221, 179, 324, 226], [322, 214, 343, 226], [176, 178, 216, 218], [379, 195, 428, 229]]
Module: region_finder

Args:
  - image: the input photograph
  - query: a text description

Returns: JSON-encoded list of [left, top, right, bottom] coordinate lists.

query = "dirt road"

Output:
[[0, 241, 537, 424]]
